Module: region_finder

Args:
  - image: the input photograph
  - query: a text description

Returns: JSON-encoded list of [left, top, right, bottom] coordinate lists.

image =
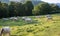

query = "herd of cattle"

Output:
[[1, 14, 52, 22], [0, 14, 53, 36]]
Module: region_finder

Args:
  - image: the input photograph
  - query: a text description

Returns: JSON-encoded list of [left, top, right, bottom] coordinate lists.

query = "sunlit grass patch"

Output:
[[0, 14, 60, 36]]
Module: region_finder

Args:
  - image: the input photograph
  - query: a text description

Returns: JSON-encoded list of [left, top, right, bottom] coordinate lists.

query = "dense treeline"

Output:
[[33, 2, 60, 15], [0, 1, 34, 18], [0, 1, 60, 18]]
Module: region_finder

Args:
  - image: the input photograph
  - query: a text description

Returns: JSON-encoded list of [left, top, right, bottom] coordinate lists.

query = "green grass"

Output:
[[0, 14, 60, 36]]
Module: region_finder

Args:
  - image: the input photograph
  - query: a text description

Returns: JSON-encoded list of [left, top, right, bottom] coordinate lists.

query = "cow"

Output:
[[0, 26, 10, 36]]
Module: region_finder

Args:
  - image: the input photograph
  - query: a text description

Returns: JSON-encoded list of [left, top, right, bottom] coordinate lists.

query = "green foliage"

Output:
[[33, 2, 52, 15], [0, 1, 34, 18], [9, 2, 18, 17], [24, 1, 34, 16], [0, 2, 9, 18], [50, 4, 60, 13], [0, 1, 60, 18]]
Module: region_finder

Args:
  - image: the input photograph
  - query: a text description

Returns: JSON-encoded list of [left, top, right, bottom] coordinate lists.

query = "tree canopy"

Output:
[[0, 1, 60, 18]]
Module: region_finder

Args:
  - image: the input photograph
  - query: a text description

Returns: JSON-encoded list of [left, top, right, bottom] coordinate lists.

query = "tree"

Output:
[[32, 6, 40, 15], [9, 2, 17, 17], [33, 2, 51, 15], [24, 1, 34, 16], [2, 3, 9, 18], [50, 4, 60, 13], [0, 2, 9, 18], [17, 2, 25, 16], [0, 1, 2, 18]]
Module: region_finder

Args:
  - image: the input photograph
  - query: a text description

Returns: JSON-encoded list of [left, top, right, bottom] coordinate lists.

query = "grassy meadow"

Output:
[[0, 14, 60, 36]]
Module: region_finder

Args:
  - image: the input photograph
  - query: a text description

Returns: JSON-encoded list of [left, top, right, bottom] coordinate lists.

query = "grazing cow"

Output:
[[13, 17, 18, 21], [22, 17, 27, 20], [35, 16, 41, 18], [9, 17, 14, 20], [9, 17, 18, 21], [17, 16, 20, 19], [2, 18, 9, 21], [0, 26, 10, 36], [25, 18, 32, 23], [46, 14, 52, 21]]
